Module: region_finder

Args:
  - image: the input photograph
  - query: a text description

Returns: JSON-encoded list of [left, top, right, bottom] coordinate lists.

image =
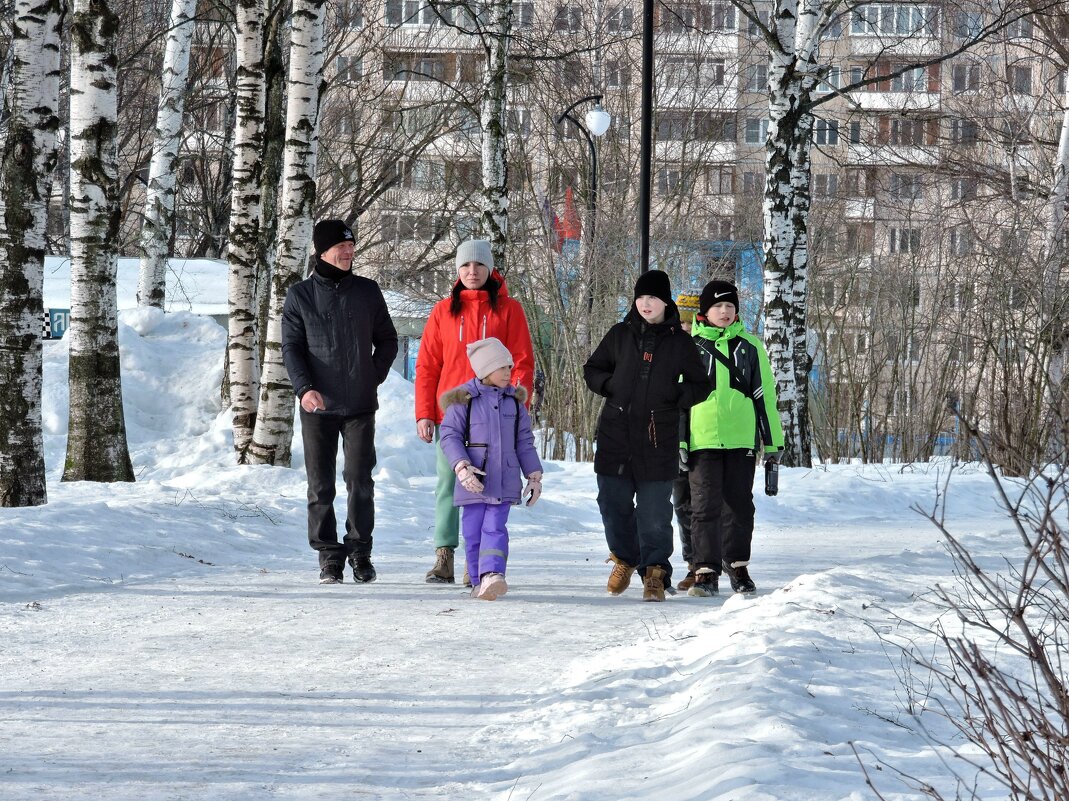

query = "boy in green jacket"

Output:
[[685, 280, 783, 596]]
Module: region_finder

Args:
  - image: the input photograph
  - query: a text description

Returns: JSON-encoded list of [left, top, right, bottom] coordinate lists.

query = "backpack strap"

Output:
[[696, 338, 775, 449], [462, 392, 522, 469]]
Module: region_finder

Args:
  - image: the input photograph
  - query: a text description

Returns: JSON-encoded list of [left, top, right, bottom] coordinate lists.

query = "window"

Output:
[[1006, 15, 1033, 39], [1007, 64, 1032, 95], [814, 119, 839, 145], [845, 223, 874, 252], [607, 4, 634, 31], [408, 159, 446, 190], [383, 53, 447, 82], [889, 227, 921, 254], [887, 117, 929, 145], [950, 177, 978, 201], [744, 118, 768, 144], [657, 165, 690, 194], [338, 0, 363, 27], [705, 165, 734, 194], [890, 67, 926, 92], [662, 55, 721, 87], [335, 55, 362, 83], [742, 171, 762, 195], [817, 66, 841, 94], [746, 8, 770, 37], [951, 9, 982, 38], [553, 4, 583, 31], [657, 110, 734, 141], [606, 60, 632, 88], [951, 64, 980, 93], [381, 212, 445, 242], [515, 2, 534, 27], [385, 0, 438, 26], [889, 172, 922, 199], [844, 168, 876, 196], [949, 226, 973, 254], [950, 118, 979, 146], [707, 216, 733, 239], [849, 120, 862, 144], [813, 173, 839, 196], [745, 63, 768, 92], [507, 108, 531, 137], [712, 2, 735, 30], [851, 4, 939, 36], [822, 13, 844, 39]]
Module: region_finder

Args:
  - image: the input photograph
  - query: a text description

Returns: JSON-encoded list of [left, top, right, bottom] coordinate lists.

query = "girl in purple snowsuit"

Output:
[[439, 338, 543, 600]]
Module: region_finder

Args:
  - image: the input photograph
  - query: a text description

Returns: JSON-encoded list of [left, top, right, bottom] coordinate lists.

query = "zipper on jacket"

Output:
[[459, 315, 464, 341]]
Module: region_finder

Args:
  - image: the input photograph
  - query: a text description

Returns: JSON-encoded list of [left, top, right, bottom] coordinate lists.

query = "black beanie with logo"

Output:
[[699, 280, 740, 316], [313, 219, 354, 256]]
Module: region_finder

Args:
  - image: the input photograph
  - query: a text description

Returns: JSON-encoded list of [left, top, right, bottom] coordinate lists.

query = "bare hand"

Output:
[[416, 418, 434, 443], [301, 390, 325, 413]]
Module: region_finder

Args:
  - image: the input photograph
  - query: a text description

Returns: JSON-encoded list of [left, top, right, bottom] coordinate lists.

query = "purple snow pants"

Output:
[[461, 502, 511, 580]]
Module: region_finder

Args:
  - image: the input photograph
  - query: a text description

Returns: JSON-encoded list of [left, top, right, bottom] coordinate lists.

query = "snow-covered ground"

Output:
[[0, 306, 1025, 800]]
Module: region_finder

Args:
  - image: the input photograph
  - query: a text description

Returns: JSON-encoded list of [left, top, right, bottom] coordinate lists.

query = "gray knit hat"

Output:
[[455, 239, 494, 272]]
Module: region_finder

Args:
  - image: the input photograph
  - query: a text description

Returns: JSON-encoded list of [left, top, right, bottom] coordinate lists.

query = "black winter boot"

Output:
[[350, 554, 377, 583]]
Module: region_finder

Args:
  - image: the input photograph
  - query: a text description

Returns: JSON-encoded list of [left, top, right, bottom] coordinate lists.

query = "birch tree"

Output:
[[739, 0, 1029, 466], [137, 0, 198, 308], [227, 0, 267, 461], [0, 0, 66, 506], [248, 0, 326, 466], [64, 0, 135, 483], [479, 0, 512, 269]]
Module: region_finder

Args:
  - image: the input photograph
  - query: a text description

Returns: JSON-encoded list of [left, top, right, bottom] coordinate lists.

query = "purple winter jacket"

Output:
[[439, 378, 543, 507]]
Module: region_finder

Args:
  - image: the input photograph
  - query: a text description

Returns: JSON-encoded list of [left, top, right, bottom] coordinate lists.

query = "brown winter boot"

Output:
[[606, 554, 636, 595], [642, 567, 667, 602], [677, 566, 697, 592], [425, 547, 455, 584], [462, 564, 472, 588]]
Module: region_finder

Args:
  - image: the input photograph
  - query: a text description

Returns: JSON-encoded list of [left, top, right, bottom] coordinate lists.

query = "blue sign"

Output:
[[45, 308, 70, 340]]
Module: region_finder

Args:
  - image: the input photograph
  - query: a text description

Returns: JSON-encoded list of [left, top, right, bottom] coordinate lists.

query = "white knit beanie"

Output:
[[466, 337, 513, 380], [455, 239, 494, 272]]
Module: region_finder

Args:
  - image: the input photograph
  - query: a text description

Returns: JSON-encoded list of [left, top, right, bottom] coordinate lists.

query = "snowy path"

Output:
[[1, 464, 995, 801], [0, 314, 1013, 799]]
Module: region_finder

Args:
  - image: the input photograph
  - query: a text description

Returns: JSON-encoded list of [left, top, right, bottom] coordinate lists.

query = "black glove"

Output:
[[678, 447, 689, 472], [764, 449, 782, 466]]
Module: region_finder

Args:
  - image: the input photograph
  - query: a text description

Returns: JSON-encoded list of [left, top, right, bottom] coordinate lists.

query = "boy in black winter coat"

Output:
[[583, 270, 712, 601]]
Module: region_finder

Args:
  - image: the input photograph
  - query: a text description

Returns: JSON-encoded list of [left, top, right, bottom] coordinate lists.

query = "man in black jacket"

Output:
[[583, 270, 711, 601], [282, 220, 399, 585]]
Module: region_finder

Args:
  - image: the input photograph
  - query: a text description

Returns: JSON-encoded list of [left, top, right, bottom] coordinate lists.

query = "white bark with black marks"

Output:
[[0, 0, 66, 506], [248, 0, 326, 466], [227, 0, 268, 462], [64, 0, 135, 483], [480, 0, 511, 270], [137, 0, 198, 309]]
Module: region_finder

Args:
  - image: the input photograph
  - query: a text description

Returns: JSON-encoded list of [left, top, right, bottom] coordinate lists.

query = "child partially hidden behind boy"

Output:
[[439, 338, 544, 600]]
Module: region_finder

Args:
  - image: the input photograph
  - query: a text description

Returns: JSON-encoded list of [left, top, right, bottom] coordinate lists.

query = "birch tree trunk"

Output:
[[1042, 76, 1069, 422], [137, 0, 197, 308], [760, 0, 821, 467], [247, 0, 325, 466], [227, 0, 267, 462], [0, 0, 66, 507], [64, 0, 135, 483], [480, 0, 511, 270]]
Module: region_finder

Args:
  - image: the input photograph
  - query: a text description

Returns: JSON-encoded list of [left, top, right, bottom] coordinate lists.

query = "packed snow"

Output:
[[0, 286, 1031, 799]]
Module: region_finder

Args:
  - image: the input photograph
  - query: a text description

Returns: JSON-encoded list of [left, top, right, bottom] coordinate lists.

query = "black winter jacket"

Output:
[[583, 304, 711, 481], [281, 266, 399, 416]]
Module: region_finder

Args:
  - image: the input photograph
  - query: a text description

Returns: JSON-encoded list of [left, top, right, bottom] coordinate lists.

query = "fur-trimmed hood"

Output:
[[439, 380, 528, 413]]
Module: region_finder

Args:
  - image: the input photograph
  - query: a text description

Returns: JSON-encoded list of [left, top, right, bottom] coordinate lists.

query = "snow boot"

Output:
[[425, 546, 455, 584], [677, 567, 697, 592], [474, 572, 508, 601], [723, 562, 756, 594], [605, 554, 636, 595], [463, 567, 472, 588], [687, 568, 719, 597], [319, 565, 343, 584], [350, 554, 377, 583], [642, 567, 667, 602]]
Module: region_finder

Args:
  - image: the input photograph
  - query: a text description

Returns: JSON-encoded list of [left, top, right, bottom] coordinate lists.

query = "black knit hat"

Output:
[[633, 270, 673, 306], [699, 280, 739, 316], [313, 219, 354, 256]]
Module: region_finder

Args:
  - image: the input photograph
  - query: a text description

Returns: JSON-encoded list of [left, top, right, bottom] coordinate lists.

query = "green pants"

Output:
[[434, 426, 461, 548]]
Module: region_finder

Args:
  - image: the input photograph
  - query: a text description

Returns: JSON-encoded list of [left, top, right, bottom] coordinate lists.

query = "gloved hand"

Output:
[[764, 449, 782, 466], [678, 447, 689, 472], [522, 471, 543, 506], [455, 461, 486, 493]]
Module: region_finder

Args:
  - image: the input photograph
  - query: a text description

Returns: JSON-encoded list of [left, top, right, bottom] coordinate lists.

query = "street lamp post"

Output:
[[557, 94, 611, 345], [557, 94, 611, 256], [638, 0, 654, 273]]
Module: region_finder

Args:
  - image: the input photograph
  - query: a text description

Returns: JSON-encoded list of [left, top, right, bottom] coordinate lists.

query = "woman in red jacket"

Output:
[[415, 239, 535, 584]]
